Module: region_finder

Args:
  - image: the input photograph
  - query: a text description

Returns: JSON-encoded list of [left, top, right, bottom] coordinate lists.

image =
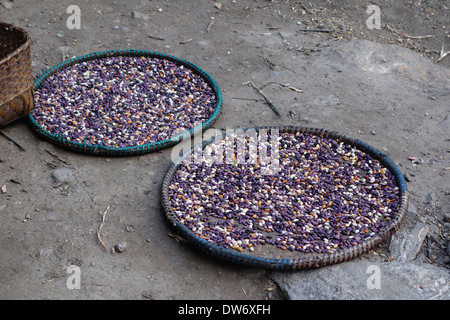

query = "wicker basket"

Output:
[[0, 22, 34, 127]]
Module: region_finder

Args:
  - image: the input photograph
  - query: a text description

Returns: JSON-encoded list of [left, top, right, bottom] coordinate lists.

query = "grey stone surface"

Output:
[[273, 259, 450, 300], [389, 222, 429, 262], [51, 168, 75, 188]]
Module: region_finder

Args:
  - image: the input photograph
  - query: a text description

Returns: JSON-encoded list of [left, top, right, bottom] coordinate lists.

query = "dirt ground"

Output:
[[0, 0, 448, 300]]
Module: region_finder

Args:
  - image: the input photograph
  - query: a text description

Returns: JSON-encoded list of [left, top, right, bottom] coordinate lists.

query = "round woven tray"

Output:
[[0, 22, 34, 127], [27, 50, 222, 156], [161, 126, 408, 270]]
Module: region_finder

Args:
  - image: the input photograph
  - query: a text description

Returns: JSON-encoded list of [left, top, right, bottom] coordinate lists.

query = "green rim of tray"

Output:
[[161, 126, 409, 270], [27, 49, 223, 156]]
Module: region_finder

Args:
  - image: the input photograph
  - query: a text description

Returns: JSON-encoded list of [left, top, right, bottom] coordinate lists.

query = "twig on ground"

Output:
[[231, 97, 263, 102], [179, 38, 192, 44], [262, 56, 277, 70], [298, 28, 333, 33], [386, 25, 435, 39], [435, 43, 450, 63], [242, 81, 282, 116], [0, 131, 26, 151], [206, 18, 215, 33], [142, 293, 154, 300], [280, 83, 304, 93], [9, 178, 22, 185], [259, 81, 279, 90], [168, 232, 188, 243], [148, 35, 165, 41], [45, 149, 71, 165], [260, 82, 303, 93], [97, 206, 110, 253]]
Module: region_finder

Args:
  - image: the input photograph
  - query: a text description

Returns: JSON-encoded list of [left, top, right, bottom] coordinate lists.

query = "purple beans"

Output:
[[32, 56, 217, 148], [168, 132, 400, 254]]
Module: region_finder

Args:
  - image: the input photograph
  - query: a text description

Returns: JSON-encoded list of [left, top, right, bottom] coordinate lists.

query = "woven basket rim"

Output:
[[27, 49, 223, 156], [161, 126, 409, 270], [0, 21, 32, 66]]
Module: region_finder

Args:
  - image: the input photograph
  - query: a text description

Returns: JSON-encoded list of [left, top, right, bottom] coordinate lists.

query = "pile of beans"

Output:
[[168, 131, 400, 254], [32, 56, 218, 148]]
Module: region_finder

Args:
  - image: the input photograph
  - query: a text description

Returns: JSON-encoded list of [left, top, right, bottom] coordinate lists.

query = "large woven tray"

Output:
[[27, 49, 222, 156], [161, 126, 408, 270]]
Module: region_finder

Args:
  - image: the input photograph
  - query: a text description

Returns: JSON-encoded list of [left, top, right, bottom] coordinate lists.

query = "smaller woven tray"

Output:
[[27, 50, 222, 156], [0, 22, 34, 127], [161, 126, 408, 270]]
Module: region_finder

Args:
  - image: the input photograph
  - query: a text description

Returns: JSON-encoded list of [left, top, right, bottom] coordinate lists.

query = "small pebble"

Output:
[[114, 242, 127, 253]]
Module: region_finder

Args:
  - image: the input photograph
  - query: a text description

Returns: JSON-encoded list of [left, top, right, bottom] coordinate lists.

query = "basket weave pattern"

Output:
[[0, 22, 34, 127]]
